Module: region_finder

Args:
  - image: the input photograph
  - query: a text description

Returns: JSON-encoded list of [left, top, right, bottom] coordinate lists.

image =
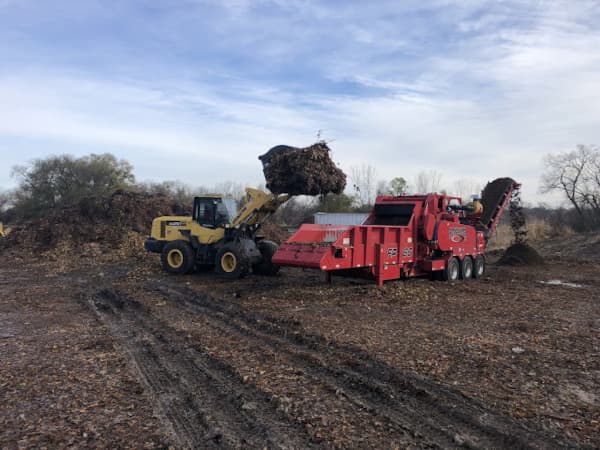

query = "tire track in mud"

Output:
[[154, 282, 582, 450], [87, 288, 321, 450]]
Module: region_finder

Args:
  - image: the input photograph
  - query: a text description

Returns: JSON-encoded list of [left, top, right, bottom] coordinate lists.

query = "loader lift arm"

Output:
[[231, 188, 289, 228]]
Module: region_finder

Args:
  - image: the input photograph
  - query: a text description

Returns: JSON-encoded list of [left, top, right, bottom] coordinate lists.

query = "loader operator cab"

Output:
[[193, 196, 237, 229]]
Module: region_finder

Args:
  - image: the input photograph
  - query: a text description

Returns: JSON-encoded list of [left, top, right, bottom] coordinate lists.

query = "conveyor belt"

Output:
[[480, 177, 518, 231]]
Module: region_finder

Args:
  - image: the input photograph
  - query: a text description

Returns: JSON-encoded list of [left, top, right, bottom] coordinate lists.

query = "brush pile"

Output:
[[260, 142, 346, 196], [2, 190, 183, 252]]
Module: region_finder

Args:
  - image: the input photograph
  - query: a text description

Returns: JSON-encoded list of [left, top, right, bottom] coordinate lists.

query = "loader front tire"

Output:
[[162, 241, 195, 274], [215, 244, 248, 279], [252, 240, 280, 276], [443, 257, 460, 282]]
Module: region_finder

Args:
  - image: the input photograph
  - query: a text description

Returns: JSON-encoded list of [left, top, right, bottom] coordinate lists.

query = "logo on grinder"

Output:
[[449, 228, 467, 243]]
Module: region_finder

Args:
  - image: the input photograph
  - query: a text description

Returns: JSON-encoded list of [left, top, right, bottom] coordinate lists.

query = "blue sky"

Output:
[[1, 0, 599, 204]]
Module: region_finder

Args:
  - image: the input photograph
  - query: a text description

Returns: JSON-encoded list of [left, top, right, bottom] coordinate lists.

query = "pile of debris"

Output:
[[3, 190, 183, 252], [260, 142, 346, 196]]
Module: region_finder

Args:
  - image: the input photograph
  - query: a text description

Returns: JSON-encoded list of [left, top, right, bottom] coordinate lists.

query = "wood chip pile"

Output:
[[498, 242, 545, 265], [3, 190, 183, 251]]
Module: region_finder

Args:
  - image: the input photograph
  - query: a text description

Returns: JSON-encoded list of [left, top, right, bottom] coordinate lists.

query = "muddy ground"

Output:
[[1, 245, 598, 449]]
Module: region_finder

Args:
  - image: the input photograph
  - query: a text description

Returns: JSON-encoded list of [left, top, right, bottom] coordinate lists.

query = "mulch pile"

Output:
[[497, 242, 545, 266], [262, 142, 346, 196], [2, 190, 183, 252]]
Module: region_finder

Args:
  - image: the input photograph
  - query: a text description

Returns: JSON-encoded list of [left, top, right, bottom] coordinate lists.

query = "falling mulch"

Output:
[[497, 242, 545, 266], [2, 190, 183, 251], [482, 178, 540, 266], [508, 186, 528, 244], [261, 142, 346, 196]]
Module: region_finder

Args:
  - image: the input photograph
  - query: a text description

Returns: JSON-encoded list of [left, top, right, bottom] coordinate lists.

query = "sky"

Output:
[[1, 0, 599, 205]]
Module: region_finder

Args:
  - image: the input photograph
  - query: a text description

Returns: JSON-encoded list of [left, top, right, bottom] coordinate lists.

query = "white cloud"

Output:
[[0, 0, 599, 207]]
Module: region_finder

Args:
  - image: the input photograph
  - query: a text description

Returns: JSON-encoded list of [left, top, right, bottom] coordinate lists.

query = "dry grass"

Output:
[[486, 219, 573, 250]]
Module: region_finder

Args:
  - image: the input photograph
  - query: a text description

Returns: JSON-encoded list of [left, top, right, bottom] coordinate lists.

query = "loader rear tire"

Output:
[[461, 256, 473, 280], [215, 244, 248, 279], [443, 257, 460, 282], [474, 255, 485, 278], [253, 240, 280, 276], [161, 241, 195, 275]]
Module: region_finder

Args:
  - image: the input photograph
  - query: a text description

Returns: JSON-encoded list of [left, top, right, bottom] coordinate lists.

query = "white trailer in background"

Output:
[[313, 212, 369, 226]]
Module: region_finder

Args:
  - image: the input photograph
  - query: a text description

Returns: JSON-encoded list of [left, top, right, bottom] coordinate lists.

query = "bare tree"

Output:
[[541, 144, 600, 229], [414, 170, 443, 194], [350, 164, 377, 206], [0, 191, 9, 211], [273, 196, 318, 227], [452, 178, 482, 201], [213, 181, 246, 201], [376, 180, 390, 196]]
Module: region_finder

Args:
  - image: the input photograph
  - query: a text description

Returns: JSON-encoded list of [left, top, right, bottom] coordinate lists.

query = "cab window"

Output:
[[215, 201, 232, 227], [194, 198, 216, 228], [193, 197, 236, 228]]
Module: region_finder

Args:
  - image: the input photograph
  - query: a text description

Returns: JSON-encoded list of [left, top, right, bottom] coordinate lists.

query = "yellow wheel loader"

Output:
[[144, 188, 288, 278]]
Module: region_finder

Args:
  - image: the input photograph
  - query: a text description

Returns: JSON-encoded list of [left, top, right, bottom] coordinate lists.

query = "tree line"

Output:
[[541, 144, 600, 231], [1, 146, 599, 231]]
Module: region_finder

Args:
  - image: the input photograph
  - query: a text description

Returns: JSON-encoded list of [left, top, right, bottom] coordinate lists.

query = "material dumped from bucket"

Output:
[[498, 242, 544, 266], [508, 187, 527, 244], [260, 142, 346, 196]]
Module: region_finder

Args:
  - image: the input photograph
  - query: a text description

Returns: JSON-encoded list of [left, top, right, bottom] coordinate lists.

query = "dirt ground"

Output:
[[1, 242, 599, 449]]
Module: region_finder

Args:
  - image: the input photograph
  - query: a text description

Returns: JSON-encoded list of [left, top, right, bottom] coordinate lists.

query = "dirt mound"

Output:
[[3, 190, 183, 251], [497, 243, 544, 266], [261, 142, 346, 196]]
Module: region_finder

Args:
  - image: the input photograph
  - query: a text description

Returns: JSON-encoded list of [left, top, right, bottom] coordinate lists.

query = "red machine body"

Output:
[[272, 178, 518, 286]]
